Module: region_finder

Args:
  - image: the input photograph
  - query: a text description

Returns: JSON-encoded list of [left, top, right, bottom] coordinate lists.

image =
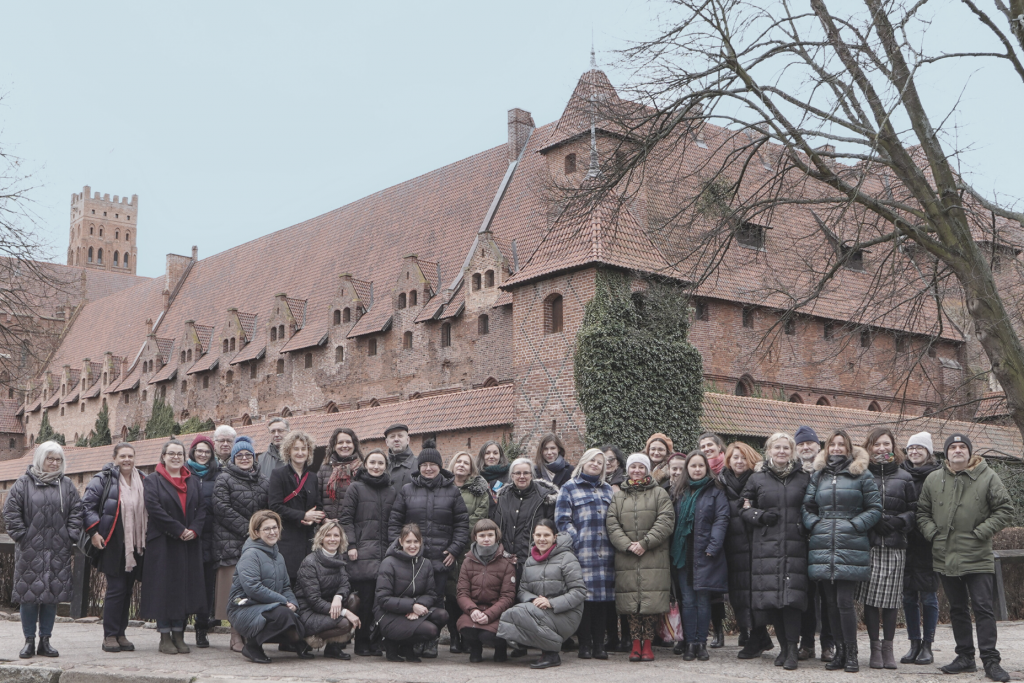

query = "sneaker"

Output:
[[984, 661, 1010, 682], [102, 636, 122, 653], [941, 654, 978, 674]]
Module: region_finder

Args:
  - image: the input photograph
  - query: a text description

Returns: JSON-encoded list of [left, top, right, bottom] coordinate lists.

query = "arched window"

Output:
[[89, 226, 94, 235], [409, 290, 417, 306], [113, 251, 120, 266], [472, 273, 482, 291], [103, 372, 108, 385], [180, 350, 187, 363], [230, 337, 236, 351], [278, 325, 285, 339], [816, 396, 831, 406], [483, 376, 498, 387], [142, 390, 147, 401], [789, 393, 804, 404], [735, 375, 754, 397], [181, 380, 187, 392], [270, 327, 277, 342], [368, 339, 378, 356], [545, 294, 564, 334], [99, 228, 103, 237], [202, 376, 209, 389], [368, 399, 381, 408], [125, 231, 130, 241], [121, 426, 128, 441], [226, 370, 234, 384], [276, 359, 285, 374], [398, 293, 407, 309], [115, 230, 119, 240], [333, 310, 341, 325], [478, 314, 489, 335], [441, 323, 451, 348], [326, 402, 339, 414], [97, 248, 103, 264], [281, 407, 292, 417], [868, 401, 881, 412], [335, 346, 344, 363], [485, 270, 495, 288], [403, 331, 413, 349], [123, 254, 129, 269], [564, 153, 577, 174], [304, 352, 313, 369], [88, 247, 94, 263], [186, 349, 193, 362], [343, 308, 351, 323], [241, 414, 252, 426], [223, 339, 229, 353]]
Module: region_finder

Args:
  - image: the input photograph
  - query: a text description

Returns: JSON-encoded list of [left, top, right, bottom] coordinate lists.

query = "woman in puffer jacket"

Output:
[[496, 520, 586, 669], [803, 430, 882, 673], [457, 519, 517, 663], [295, 520, 360, 659], [339, 449, 395, 656], [444, 450, 491, 654]]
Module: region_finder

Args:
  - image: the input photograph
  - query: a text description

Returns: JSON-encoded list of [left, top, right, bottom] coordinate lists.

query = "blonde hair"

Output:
[[571, 447, 607, 483], [248, 510, 282, 540], [447, 451, 478, 478], [312, 519, 348, 552], [279, 430, 315, 465], [764, 432, 796, 455]]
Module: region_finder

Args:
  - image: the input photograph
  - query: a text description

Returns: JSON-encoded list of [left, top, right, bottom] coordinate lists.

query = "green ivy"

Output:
[[147, 399, 177, 439], [179, 416, 215, 435], [574, 269, 704, 454], [88, 404, 112, 448], [37, 412, 66, 446], [125, 423, 142, 442]]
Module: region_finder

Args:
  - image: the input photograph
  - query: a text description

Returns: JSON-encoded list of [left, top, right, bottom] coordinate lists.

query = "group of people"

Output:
[[0, 419, 1015, 681]]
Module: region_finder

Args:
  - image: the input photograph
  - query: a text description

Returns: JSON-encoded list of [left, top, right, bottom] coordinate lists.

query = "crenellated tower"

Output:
[[68, 186, 138, 274]]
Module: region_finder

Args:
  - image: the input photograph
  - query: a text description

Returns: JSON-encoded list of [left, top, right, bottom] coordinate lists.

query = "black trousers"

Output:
[[103, 566, 141, 638], [461, 627, 505, 647], [351, 579, 377, 649], [194, 560, 217, 630], [801, 580, 834, 648], [577, 601, 612, 648], [767, 606, 803, 645], [820, 580, 858, 644], [940, 573, 1000, 664]]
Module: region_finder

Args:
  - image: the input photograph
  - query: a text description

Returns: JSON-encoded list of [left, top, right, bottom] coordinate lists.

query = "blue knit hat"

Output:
[[794, 426, 819, 445], [231, 436, 256, 463]]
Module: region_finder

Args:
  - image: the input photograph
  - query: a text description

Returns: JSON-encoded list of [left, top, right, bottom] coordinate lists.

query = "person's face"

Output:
[[483, 444, 502, 466], [647, 440, 668, 464], [113, 447, 135, 475], [322, 527, 342, 553], [511, 464, 532, 489], [542, 441, 560, 464], [401, 533, 421, 555], [828, 436, 848, 456], [687, 457, 707, 480], [770, 440, 792, 467], [258, 519, 280, 546], [604, 452, 619, 474], [729, 449, 748, 475], [582, 454, 605, 477], [335, 433, 355, 458], [289, 439, 309, 467], [668, 458, 687, 483], [796, 441, 820, 461], [234, 450, 255, 471], [533, 526, 555, 551], [452, 455, 472, 477], [387, 430, 410, 453], [906, 445, 930, 466], [42, 453, 63, 473], [476, 529, 497, 547], [214, 435, 234, 458], [699, 437, 722, 460], [192, 442, 213, 465], [872, 434, 894, 457], [365, 453, 387, 476], [628, 462, 648, 480], [163, 445, 185, 470], [419, 461, 440, 479], [269, 423, 287, 445], [947, 442, 971, 470]]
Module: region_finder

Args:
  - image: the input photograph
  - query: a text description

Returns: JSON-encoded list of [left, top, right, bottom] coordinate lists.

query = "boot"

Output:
[[844, 641, 860, 673], [869, 640, 882, 669], [401, 643, 422, 663], [159, 632, 178, 655], [171, 630, 190, 654], [881, 640, 897, 669], [384, 640, 404, 662], [775, 641, 787, 667], [103, 636, 122, 652], [294, 640, 314, 659], [825, 642, 846, 671], [629, 639, 642, 662], [642, 639, 656, 661], [229, 629, 244, 653], [468, 641, 483, 663], [593, 641, 608, 660], [494, 639, 508, 662], [900, 639, 922, 664], [941, 654, 977, 674], [673, 640, 687, 655], [241, 641, 270, 663], [36, 637, 58, 658], [195, 630, 209, 649], [578, 644, 593, 659], [324, 642, 350, 659], [530, 650, 561, 669], [821, 644, 835, 662], [738, 629, 749, 647], [710, 626, 725, 648], [683, 642, 697, 661], [510, 645, 528, 657], [449, 630, 463, 654], [421, 638, 438, 658], [695, 642, 708, 662], [760, 628, 776, 652], [984, 660, 1011, 683], [737, 636, 765, 659], [784, 641, 799, 670], [19, 637, 34, 659], [798, 644, 814, 660], [116, 636, 135, 652], [915, 640, 933, 665]]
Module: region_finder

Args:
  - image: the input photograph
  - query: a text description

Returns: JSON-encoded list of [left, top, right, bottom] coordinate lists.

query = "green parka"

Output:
[[606, 478, 675, 615], [917, 455, 1014, 576]]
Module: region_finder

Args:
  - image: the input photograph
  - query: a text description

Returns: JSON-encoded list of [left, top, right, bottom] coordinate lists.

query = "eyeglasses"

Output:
[[194, 448, 212, 455], [260, 526, 280, 533], [234, 453, 253, 459], [165, 453, 184, 459], [269, 428, 287, 435], [44, 457, 63, 465], [907, 446, 927, 452], [214, 438, 233, 444], [512, 471, 531, 478]]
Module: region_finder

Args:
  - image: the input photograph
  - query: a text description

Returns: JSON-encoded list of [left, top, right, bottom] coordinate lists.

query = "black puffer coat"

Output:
[[866, 459, 917, 549], [212, 463, 269, 567], [268, 463, 322, 579], [82, 463, 143, 545], [740, 462, 811, 613], [374, 541, 439, 641], [901, 460, 942, 592], [295, 549, 353, 636], [3, 469, 84, 604], [318, 456, 359, 522], [189, 462, 220, 564], [802, 447, 882, 583], [388, 472, 469, 574], [338, 468, 397, 582], [721, 468, 754, 617], [490, 479, 559, 565]]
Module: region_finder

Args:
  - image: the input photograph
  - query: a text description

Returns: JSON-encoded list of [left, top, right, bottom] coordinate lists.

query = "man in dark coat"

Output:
[[385, 424, 416, 492]]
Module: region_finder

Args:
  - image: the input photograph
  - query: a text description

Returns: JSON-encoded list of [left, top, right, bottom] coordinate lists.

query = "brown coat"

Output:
[[455, 544, 517, 634]]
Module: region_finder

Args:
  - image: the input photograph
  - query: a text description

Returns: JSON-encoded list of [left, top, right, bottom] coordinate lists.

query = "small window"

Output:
[[409, 290, 417, 306], [230, 337, 236, 351], [202, 376, 209, 389], [784, 318, 795, 335], [398, 293, 407, 309], [334, 310, 341, 325], [113, 251, 119, 266], [250, 363, 257, 379], [736, 222, 766, 250], [115, 230, 119, 239], [485, 270, 495, 288], [842, 246, 865, 271], [694, 300, 709, 321], [223, 339, 229, 353], [546, 294, 564, 334], [186, 349, 193, 362], [742, 307, 754, 329], [142, 390, 147, 401], [472, 273, 482, 291], [99, 228, 103, 237], [735, 377, 753, 397], [441, 323, 452, 348], [81, 402, 85, 412], [403, 331, 413, 349], [860, 328, 872, 348], [103, 372, 108, 384], [927, 345, 937, 358], [270, 327, 277, 342], [304, 352, 313, 368], [817, 396, 831, 406], [97, 248, 104, 264], [868, 401, 881, 412], [343, 307, 351, 323], [276, 359, 285, 375], [895, 336, 908, 353], [181, 380, 188, 392], [478, 314, 489, 335], [8, 438, 13, 448], [180, 350, 187, 363], [123, 254, 129, 269], [335, 346, 344, 363], [564, 153, 577, 174], [61, 406, 65, 416], [225, 370, 233, 384], [823, 322, 835, 340], [789, 393, 803, 403], [88, 247, 94, 263], [279, 325, 285, 339], [368, 338, 378, 356]]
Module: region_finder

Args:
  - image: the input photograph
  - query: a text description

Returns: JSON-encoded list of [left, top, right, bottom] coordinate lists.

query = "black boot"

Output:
[[696, 642, 710, 661], [683, 642, 697, 661], [593, 641, 608, 660], [775, 641, 788, 667], [915, 640, 933, 665], [738, 635, 765, 659], [784, 641, 799, 670], [494, 640, 508, 662], [900, 639, 921, 664], [195, 630, 210, 649], [673, 640, 687, 656], [421, 638, 438, 658], [449, 630, 463, 654], [19, 637, 34, 659], [324, 642, 351, 660], [468, 641, 483, 663], [384, 640, 404, 662], [241, 641, 271, 663], [825, 642, 846, 671], [710, 627, 725, 649], [37, 637, 59, 658], [844, 641, 860, 673], [295, 640, 314, 659], [578, 642, 593, 659], [402, 643, 422, 663], [531, 650, 561, 669], [738, 629, 749, 647]]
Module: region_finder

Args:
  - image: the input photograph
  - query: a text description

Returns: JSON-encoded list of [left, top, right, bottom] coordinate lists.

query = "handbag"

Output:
[[657, 596, 684, 643], [76, 472, 114, 564]]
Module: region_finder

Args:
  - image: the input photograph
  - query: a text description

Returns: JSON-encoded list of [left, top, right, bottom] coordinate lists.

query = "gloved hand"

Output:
[[877, 517, 895, 535], [759, 510, 779, 527]]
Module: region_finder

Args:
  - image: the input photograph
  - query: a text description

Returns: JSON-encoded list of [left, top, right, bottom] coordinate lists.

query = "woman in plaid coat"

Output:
[[555, 448, 615, 660]]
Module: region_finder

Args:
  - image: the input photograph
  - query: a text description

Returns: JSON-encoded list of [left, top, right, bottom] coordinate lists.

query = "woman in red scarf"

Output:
[[318, 428, 362, 522]]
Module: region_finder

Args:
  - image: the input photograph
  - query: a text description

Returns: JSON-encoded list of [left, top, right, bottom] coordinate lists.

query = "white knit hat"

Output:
[[625, 453, 652, 473], [906, 432, 933, 455]]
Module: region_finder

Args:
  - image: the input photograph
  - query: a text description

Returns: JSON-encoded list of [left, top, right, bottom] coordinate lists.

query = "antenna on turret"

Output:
[[591, 29, 596, 69]]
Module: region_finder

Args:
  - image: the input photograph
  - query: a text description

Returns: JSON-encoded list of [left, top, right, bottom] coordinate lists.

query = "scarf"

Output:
[[768, 457, 797, 478], [326, 457, 356, 500], [531, 543, 555, 563], [185, 458, 212, 478], [472, 541, 500, 564], [707, 452, 726, 476], [626, 475, 654, 489], [872, 451, 896, 465], [825, 453, 849, 473], [481, 463, 510, 483], [539, 455, 569, 482], [119, 468, 147, 571], [580, 472, 601, 485], [156, 463, 190, 516], [29, 464, 63, 485], [672, 476, 711, 569]]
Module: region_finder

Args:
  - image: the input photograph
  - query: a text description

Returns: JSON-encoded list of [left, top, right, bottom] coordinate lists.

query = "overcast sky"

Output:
[[1, 1, 1021, 277]]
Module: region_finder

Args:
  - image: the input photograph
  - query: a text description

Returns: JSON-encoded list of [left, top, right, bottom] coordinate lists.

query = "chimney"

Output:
[[145, 318, 154, 336], [191, 245, 198, 261], [507, 108, 535, 162]]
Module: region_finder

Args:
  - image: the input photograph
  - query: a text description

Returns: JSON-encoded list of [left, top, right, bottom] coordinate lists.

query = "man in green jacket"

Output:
[[917, 434, 1014, 682]]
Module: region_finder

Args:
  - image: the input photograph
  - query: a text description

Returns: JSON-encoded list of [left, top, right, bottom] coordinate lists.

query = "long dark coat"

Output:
[[295, 549, 353, 636], [317, 456, 358, 522], [387, 472, 469, 574], [268, 463, 321, 579], [212, 463, 269, 568], [490, 479, 559, 565], [190, 462, 220, 564], [901, 460, 942, 592], [685, 483, 731, 594], [374, 542, 440, 641], [721, 468, 755, 617], [3, 469, 84, 605], [338, 468, 396, 582], [140, 469, 208, 620], [740, 462, 811, 614]]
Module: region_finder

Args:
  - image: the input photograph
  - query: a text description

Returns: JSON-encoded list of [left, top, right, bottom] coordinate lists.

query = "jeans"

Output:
[[940, 573, 1000, 664], [903, 588, 938, 642], [156, 618, 185, 633], [20, 603, 57, 639], [679, 571, 711, 644], [820, 580, 858, 644], [801, 579, 834, 649], [103, 567, 141, 638]]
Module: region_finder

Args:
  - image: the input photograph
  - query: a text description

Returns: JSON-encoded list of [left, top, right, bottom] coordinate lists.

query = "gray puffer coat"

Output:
[[295, 549, 353, 636], [226, 538, 298, 639], [212, 463, 269, 568], [3, 469, 84, 604], [496, 533, 586, 652]]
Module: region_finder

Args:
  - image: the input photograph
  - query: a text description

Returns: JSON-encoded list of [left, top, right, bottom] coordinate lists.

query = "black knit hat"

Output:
[[943, 433, 973, 456], [417, 438, 443, 469]]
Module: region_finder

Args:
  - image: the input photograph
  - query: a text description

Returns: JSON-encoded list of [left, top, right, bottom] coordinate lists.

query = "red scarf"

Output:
[[707, 452, 726, 476], [156, 463, 190, 516], [531, 543, 555, 563]]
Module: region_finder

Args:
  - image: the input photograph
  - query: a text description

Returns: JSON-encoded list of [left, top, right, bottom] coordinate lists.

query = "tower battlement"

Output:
[[67, 185, 139, 275]]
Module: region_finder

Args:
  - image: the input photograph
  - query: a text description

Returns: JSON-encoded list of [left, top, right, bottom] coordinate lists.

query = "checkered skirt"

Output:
[[855, 546, 906, 608]]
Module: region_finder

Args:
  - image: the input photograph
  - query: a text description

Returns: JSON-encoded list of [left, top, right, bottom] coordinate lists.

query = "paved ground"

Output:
[[1, 619, 1024, 683]]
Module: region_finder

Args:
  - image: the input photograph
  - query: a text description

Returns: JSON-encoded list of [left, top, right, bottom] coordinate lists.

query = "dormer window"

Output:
[[736, 222, 766, 250], [398, 293, 407, 309], [472, 273, 482, 291]]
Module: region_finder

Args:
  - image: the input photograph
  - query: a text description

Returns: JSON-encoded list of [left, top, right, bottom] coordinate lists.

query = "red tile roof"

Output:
[[236, 312, 258, 342], [148, 359, 178, 384], [437, 284, 466, 320], [285, 298, 307, 329], [280, 295, 330, 352], [185, 351, 220, 375], [347, 303, 393, 338], [156, 337, 175, 362], [0, 400, 24, 434]]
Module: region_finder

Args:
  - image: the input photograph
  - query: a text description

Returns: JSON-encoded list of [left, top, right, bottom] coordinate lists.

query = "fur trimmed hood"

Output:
[[812, 445, 870, 476], [460, 474, 490, 498]]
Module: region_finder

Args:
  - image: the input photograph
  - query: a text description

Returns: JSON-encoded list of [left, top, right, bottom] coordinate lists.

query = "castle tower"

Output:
[[68, 186, 138, 275]]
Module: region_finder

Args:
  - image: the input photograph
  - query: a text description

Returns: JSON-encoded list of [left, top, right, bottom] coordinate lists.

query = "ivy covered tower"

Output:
[[68, 186, 138, 274]]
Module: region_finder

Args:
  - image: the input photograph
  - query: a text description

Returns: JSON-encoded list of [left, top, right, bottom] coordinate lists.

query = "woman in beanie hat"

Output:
[[186, 435, 221, 648], [213, 435, 269, 651], [387, 439, 470, 658], [899, 432, 941, 665]]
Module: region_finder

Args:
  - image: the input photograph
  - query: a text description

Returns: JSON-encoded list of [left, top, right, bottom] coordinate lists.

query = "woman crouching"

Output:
[[457, 519, 517, 662], [295, 520, 361, 659]]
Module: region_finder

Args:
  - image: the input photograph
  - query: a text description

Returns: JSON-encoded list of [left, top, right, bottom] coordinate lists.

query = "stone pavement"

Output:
[[1, 619, 1023, 683]]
